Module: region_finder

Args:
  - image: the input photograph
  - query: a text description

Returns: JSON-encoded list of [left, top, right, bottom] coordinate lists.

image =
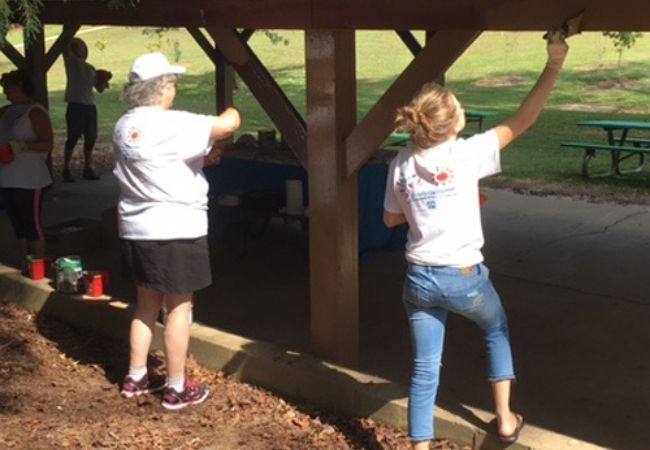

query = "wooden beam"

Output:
[[207, 27, 307, 165], [0, 42, 25, 69], [306, 29, 359, 366], [215, 51, 235, 114], [23, 25, 51, 174], [187, 27, 236, 113], [186, 27, 220, 65], [426, 31, 445, 86], [396, 30, 422, 57], [345, 30, 480, 177], [38, 0, 650, 31], [24, 25, 48, 109], [44, 24, 80, 71], [240, 29, 255, 42]]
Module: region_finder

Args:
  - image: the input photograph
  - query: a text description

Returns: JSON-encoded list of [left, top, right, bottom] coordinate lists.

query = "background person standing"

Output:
[[62, 37, 111, 182], [0, 70, 54, 272]]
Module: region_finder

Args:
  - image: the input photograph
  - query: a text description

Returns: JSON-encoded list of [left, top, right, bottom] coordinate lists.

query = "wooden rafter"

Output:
[[44, 24, 80, 71], [395, 31, 422, 57], [0, 42, 25, 69], [38, 0, 650, 32], [187, 27, 221, 65], [345, 30, 481, 177], [187, 27, 236, 114], [207, 27, 307, 165]]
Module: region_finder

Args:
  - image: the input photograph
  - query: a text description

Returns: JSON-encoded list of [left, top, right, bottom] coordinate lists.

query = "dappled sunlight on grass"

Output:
[[1, 27, 649, 197]]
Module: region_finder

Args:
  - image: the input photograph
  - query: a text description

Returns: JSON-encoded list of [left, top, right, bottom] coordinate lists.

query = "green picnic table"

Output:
[[561, 120, 650, 178], [465, 109, 499, 132]]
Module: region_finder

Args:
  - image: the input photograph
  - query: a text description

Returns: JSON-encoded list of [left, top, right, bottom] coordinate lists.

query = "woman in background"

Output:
[[0, 70, 53, 272]]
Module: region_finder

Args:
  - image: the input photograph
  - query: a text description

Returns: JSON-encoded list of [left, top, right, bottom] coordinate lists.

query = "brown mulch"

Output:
[[0, 302, 468, 450]]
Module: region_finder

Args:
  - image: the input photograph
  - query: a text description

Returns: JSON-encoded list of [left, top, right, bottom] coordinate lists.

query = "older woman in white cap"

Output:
[[114, 52, 241, 410]]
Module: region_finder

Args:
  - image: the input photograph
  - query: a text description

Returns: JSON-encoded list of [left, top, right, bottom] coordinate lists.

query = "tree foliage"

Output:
[[0, 0, 140, 45], [1, 0, 43, 45], [602, 31, 643, 69]]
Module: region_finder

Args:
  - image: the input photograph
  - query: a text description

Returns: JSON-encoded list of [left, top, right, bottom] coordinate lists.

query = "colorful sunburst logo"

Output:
[[432, 167, 454, 186]]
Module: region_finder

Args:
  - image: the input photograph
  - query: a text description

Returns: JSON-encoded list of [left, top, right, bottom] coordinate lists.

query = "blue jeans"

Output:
[[402, 262, 515, 441]]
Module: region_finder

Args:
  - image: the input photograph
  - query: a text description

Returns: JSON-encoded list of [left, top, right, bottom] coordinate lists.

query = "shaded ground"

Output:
[[0, 302, 469, 450]]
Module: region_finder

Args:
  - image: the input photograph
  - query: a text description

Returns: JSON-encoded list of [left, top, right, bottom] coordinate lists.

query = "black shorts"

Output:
[[0, 187, 45, 240], [65, 102, 98, 147], [120, 236, 212, 294]]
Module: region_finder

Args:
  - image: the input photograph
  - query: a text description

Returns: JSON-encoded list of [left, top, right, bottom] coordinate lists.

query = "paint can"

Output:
[[54, 256, 85, 294], [26, 255, 46, 280], [84, 271, 109, 297]]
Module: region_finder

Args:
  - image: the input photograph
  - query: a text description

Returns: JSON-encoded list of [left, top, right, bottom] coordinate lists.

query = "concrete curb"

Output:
[[0, 264, 602, 450]]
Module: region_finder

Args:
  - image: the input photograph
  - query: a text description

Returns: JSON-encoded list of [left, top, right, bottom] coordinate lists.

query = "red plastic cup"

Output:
[[84, 271, 109, 297], [27, 255, 46, 280], [0, 142, 14, 165]]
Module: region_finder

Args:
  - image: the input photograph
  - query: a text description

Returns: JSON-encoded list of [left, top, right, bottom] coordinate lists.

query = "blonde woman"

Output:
[[383, 40, 568, 448]]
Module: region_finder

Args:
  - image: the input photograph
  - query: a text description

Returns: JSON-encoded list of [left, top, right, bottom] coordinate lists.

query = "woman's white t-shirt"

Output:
[[0, 103, 53, 189], [383, 130, 501, 267], [113, 107, 214, 240]]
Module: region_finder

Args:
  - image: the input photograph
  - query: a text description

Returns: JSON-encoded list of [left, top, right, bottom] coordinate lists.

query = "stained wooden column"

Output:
[[305, 29, 358, 365], [215, 51, 235, 113], [426, 31, 445, 86], [187, 27, 234, 114], [23, 25, 48, 108]]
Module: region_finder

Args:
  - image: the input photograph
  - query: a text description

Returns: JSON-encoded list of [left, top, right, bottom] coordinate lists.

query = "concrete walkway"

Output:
[[1, 175, 648, 450]]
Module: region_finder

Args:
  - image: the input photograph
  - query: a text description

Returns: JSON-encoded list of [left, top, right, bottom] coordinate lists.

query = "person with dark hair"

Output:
[[114, 52, 241, 410], [62, 37, 111, 182], [0, 70, 53, 271], [383, 39, 569, 448]]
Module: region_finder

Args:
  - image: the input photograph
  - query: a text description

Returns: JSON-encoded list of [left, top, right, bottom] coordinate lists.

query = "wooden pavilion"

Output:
[[3, 0, 649, 366]]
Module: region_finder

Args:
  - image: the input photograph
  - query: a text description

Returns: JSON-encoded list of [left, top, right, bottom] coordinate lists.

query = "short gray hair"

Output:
[[121, 73, 178, 107]]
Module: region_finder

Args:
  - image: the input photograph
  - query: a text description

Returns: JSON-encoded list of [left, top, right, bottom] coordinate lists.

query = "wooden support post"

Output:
[[215, 51, 235, 114], [305, 29, 359, 365], [426, 31, 445, 86], [396, 30, 422, 56], [23, 24, 51, 174], [187, 27, 235, 113], [23, 25, 48, 109]]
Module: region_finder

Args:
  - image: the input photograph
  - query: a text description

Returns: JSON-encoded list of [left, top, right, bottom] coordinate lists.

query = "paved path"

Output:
[[1, 177, 648, 449]]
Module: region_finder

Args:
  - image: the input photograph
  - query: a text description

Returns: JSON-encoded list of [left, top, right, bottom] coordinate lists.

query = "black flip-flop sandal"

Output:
[[498, 414, 525, 443]]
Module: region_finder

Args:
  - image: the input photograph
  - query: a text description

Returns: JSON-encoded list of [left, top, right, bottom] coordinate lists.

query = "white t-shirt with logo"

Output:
[[113, 107, 214, 240], [384, 130, 501, 267]]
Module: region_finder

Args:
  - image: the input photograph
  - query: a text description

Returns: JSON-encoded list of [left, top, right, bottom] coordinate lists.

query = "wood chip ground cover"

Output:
[[0, 302, 468, 450]]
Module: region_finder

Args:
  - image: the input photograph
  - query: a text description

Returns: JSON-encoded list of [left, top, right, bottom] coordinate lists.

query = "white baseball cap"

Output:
[[129, 52, 186, 81]]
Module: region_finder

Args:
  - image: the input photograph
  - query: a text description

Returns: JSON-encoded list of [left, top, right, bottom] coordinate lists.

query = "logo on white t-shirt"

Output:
[[431, 166, 454, 186], [396, 173, 420, 200]]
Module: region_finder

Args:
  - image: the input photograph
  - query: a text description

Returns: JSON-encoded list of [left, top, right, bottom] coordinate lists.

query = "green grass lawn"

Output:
[[2, 28, 650, 198]]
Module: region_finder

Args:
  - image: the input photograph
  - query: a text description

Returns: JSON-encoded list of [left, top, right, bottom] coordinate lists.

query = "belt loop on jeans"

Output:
[[459, 265, 476, 276]]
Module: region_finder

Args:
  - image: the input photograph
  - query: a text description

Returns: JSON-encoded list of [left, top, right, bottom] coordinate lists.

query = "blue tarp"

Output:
[[204, 157, 407, 256]]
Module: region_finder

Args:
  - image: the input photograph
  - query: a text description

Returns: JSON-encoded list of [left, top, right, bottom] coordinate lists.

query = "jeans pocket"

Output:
[[402, 264, 432, 307]]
